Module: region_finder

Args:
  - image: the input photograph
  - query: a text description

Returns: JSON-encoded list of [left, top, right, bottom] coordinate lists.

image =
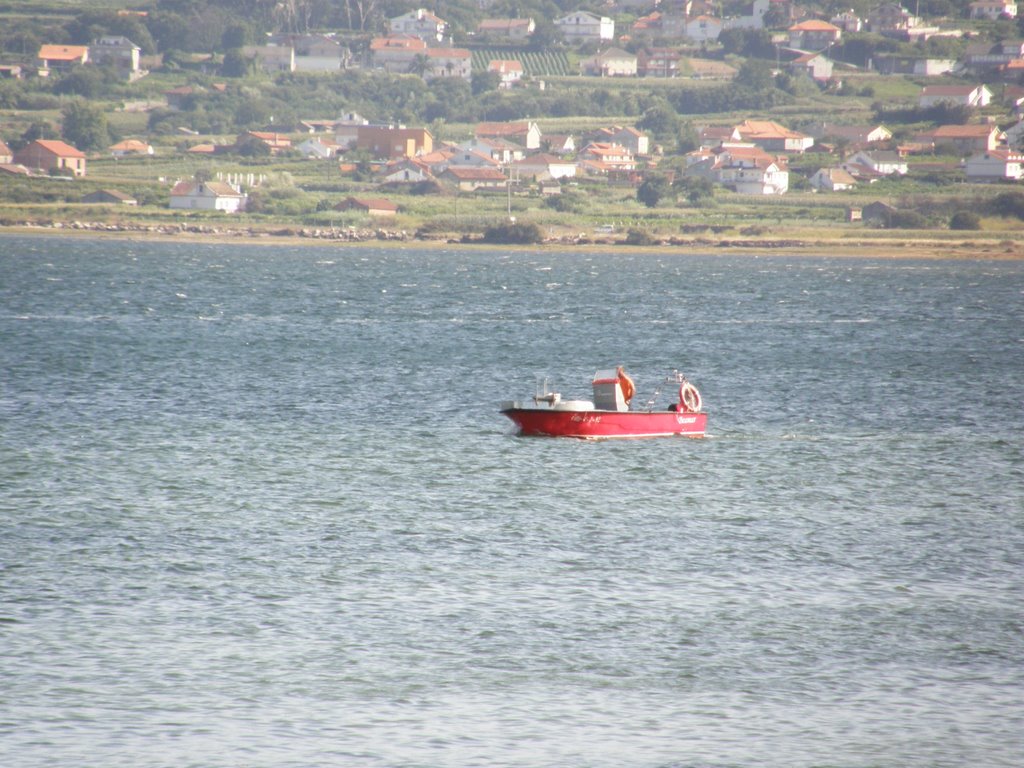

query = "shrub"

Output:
[[949, 211, 981, 230], [624, 228, 657, 245], [482, 220, 544, 244]]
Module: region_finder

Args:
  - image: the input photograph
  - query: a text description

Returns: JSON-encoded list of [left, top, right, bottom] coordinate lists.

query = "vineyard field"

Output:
[[471, 49, 573, 77]]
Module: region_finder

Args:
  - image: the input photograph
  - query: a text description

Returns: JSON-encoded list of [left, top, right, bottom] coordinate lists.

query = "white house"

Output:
[[816, 124, 893, 145], [919, 84, 993, 108], [555, 12, 615, 43], [488, 59, 523, 89], [965, 148, 1024, 180], [810, 167, 858, 191], [685, 16, 723, 43], [169, 180, 247, 212], [844, 150, 908, 176], [513, 153, 578, 180], [686, 145, 789, 195], [89, 36, 142, 79], [580, 48, 637, 77], [969, 0, 1017, 19], [296, 137, 341, 159]]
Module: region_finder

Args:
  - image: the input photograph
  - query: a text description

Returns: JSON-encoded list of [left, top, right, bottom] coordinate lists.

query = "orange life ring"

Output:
[[617, 366, 635, 404], [679, 382, 702, 413]]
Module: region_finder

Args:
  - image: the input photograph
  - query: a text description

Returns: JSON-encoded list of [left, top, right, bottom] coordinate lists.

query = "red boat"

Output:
[[501, 367, 707, 440]]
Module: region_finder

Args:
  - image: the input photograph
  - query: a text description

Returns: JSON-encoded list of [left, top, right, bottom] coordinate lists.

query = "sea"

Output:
[[1, 235, 1021, 768]]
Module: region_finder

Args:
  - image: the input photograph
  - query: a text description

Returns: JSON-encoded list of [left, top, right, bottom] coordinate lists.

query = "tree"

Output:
[[222, 23, 251, 49], [53, 67, 106, 98], [471, 70, 501, 96], [735, 59, 774, 91], [676, 176, 714, 206], [637, 174, 671, 208], [221, 48, 252, 77], [61, 100, 110, 151], [637, 99, 679, 138]]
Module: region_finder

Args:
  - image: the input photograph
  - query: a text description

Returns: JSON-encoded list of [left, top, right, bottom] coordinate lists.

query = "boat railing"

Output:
[[640, 370, 688, 412]]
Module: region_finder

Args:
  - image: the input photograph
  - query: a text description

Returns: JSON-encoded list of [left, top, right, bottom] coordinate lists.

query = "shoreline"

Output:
[[3, 221, 1023, 260]]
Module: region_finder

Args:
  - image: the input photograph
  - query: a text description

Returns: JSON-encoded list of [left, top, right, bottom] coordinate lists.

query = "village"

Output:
[[3, 0, 1024, 242]]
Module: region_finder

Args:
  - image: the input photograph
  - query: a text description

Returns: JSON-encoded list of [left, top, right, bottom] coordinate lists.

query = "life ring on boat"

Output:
[[617, 366, 635, 404], [678, 382, 702, 413]]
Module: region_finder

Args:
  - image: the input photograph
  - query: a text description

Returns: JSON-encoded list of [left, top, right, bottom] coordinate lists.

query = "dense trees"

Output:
[[61, 100, 111, 151]]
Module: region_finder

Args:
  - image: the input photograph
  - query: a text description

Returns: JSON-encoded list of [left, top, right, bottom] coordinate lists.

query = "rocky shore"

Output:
[[3, 218, 1022, 259]]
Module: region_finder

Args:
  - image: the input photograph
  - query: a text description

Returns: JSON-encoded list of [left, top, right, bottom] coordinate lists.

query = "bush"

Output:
[[482, 220, 544, 244], [624, 228, 657, 245], [886, 210, 929, 229], [949, 211, 981, 230]]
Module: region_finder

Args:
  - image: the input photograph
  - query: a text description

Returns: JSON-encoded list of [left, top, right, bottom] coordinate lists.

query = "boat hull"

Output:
[[502, 408, 707, 440]]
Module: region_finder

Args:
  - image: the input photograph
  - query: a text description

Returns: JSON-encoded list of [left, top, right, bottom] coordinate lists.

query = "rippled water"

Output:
[[1, 236, 1022, 767]]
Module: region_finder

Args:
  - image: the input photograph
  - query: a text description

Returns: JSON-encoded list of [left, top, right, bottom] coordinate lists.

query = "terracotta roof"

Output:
[[929, 124, 1001, 138], [30, 139, 85, 158], [444, 166, 507, 180], [109, 139, 152, 152], [171, 180, 243, 197], [370, 35, 427, 51], [38, 44, 88, 61], [339, 197, 398, 211], [735, 120, 808, 140], [789, 20, 841, 31]]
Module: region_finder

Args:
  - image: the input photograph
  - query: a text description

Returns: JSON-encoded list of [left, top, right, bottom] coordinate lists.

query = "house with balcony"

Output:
[[637, 48, 681, 78], [578, 142, 637, 173], [867, 3, 921, 36], [89, 36, 142, 79], [555, 12, 615, 44], [787, 20, 842, 51], [686, 144, 789, 195], [388, 9, 447, 42]]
